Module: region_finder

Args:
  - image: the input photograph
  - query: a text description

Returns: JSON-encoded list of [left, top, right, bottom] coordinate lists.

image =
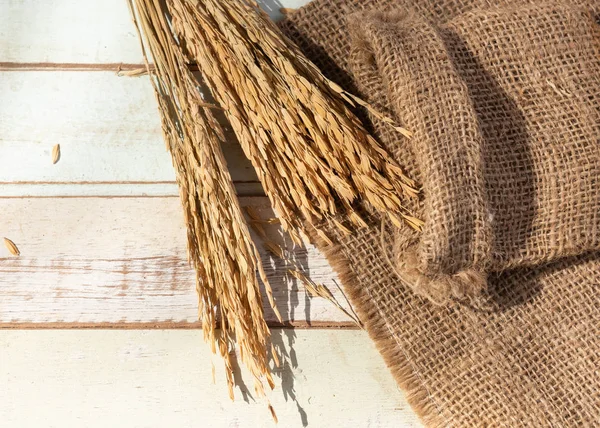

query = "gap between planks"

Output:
[[0, 62, 144, 71], [0, 62, 203, 72], [0, 321, 359, 330], [0, 181, 258, 185], [0, 182, 265, 198]]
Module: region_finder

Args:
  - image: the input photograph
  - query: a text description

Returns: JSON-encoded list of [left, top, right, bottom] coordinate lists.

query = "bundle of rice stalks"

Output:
[[168, 0, 422, 238], [128, 0, 281, 400], [128, 0, 420, 401]]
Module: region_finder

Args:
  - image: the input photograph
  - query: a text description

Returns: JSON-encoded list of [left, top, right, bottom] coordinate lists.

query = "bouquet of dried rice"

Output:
[[168, 0, 421, 237], [127, 0, 418, 402]]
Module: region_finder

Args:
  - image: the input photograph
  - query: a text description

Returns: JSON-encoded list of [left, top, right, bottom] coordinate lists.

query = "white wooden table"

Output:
[[0, 1, 421, 426]]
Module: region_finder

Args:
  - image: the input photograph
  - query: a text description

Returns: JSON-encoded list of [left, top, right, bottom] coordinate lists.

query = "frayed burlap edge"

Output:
[[398, 246, 488, 305], [306, 225, 446, 427]]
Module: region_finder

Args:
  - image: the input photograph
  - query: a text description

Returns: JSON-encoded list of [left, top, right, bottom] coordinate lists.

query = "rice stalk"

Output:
[[128, 0, 280, 400]]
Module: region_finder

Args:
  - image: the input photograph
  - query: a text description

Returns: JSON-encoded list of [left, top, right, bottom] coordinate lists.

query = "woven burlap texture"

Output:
[[282, 1, 600, 426], [348, 3, 600, 302]]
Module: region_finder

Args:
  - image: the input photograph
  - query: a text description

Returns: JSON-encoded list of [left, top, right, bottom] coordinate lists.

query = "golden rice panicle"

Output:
[[128, 0, 280, 399], [168, 0, 421, 236]]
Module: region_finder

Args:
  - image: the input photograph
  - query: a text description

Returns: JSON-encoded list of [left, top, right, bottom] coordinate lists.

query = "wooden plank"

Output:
[[0, 330, 422, 427], [0, 71, 259, 196], [0, 0, 143, 64], [0, 0, 310, 65], [0, 197, 354, 325]]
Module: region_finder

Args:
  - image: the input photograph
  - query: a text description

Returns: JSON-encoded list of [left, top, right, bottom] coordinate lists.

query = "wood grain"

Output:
[[0, 330, 422, 428], [0, 197, 354, 326]]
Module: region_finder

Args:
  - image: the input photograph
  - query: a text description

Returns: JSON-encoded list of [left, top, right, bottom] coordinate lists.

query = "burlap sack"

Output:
[[347, 3, 600, 302], [282, 1, 600, 426]]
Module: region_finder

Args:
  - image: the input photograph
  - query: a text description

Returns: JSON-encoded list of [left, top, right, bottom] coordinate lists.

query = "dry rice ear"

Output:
[[128, 0, 279, 400], [167, 0, 420, 238]]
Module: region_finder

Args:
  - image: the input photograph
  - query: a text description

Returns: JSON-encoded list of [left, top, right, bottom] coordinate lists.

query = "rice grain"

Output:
[[4, 238, 20, 256]]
